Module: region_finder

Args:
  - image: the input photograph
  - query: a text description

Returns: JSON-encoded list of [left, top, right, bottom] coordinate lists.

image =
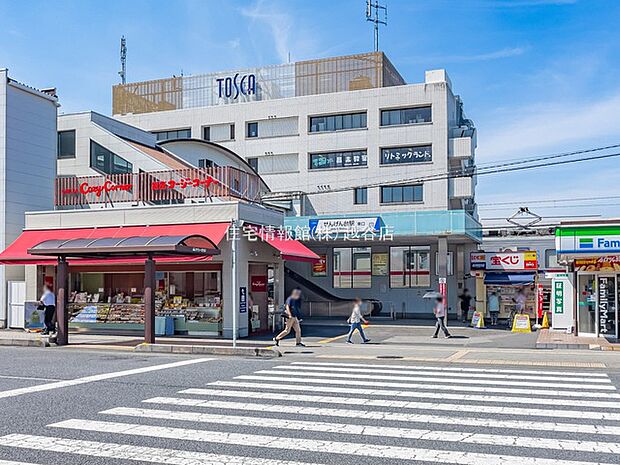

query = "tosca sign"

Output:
[[216, 73, 256, 99]]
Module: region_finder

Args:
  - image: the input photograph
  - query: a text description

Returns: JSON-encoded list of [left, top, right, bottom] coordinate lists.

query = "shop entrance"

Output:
[[577, 273, 619, 339]]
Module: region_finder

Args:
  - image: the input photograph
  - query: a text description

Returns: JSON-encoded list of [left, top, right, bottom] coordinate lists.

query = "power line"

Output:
[[292, 149, 620, 197], [478, 194, 620, 207]]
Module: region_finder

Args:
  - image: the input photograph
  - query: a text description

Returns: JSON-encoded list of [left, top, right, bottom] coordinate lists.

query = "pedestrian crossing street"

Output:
[[0, 360, 619, 465]]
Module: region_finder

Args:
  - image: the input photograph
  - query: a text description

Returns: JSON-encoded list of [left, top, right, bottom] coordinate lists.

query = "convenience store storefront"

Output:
[[556, 222, 620, 339], [0, 202, 318, 343]]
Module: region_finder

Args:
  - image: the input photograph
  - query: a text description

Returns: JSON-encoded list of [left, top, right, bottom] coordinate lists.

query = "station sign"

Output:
[[309, 217, 381, 235], [470, 251, 538, 271]]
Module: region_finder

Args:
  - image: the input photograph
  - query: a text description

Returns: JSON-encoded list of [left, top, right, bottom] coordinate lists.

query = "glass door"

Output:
[[577, 274, 596, 335], [598, 275, 617, 339]]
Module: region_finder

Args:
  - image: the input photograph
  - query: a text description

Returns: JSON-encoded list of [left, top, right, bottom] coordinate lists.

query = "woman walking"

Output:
[[432, 296, 452, 339], [346, 298, 370, 344]]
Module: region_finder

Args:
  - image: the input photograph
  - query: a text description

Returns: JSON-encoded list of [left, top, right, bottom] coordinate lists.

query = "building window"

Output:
[[333, 247, 371, 289], [247, 157, 259, 172], [435, 251, 454, 276], [57, 130, 76, 159], [380, 184, 423, 204], [310, 150, 367, 170], [309, 112, 367, 133], [198, 159, 214, 168], [203, 127, 210, 141], [381, 106, 432, 126], [390, 246, 430, 288], [247, 122, 258, 138], [90, 141, 133, 175], [152, 128, 191, 141], [230, 124, 235, 140], [381, 145, 432, 165], [354, 187, 368, 205]]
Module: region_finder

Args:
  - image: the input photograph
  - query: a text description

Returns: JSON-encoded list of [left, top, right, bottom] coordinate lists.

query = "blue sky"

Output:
[[1, 0, 619, 222]]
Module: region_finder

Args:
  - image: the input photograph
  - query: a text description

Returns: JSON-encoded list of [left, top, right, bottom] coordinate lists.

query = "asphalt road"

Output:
[[0, 346, 619, 465]]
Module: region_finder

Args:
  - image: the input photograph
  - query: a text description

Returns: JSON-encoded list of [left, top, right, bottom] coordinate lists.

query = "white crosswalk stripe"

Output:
[[278, 363, 613, 383], [102, 406, 620, 454], [143, 396, 620, 435], [177, 387, 620, 420], [253, 368, 616, 390], [50, 418, 619, 465], [209, 380, 620, 409], [0, 360, 617, 465], [235, 374, 620, 398], [289, 361, 612, 378], [0, 434, 324, 465]]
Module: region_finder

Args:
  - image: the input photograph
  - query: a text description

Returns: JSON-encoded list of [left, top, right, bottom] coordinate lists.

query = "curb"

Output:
[[536, 343, 599, 350], [134, 343, 281, 357], [0, 337, 49, 348]]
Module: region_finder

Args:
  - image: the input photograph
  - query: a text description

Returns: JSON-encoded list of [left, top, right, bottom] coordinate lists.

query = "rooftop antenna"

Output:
[[118, 36, 127, 84], [366, 0, 387, 52]]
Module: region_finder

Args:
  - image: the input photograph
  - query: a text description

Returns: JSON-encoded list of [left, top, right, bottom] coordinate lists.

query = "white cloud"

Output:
[[440, 47, 526, 63], [478, 91, 620, 160], [241, 0, 293, 63], [489, 0, 577, 6]]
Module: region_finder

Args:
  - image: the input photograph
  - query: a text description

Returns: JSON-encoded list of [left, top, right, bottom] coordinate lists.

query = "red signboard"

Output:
[[471, 251, 538, 271], [250, 276, 267, 293], [151, 176, 219, 191]]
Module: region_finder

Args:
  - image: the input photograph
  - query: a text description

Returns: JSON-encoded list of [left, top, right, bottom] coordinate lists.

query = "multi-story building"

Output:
[[0, 69, 58, 328], [112, 51, 481, 318]]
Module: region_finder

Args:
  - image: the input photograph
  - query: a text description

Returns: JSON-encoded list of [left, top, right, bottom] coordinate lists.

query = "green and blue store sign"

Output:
[[556, 226, 620, 254]]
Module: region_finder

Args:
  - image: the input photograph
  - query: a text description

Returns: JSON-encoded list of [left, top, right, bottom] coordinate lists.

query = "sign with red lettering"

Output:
[[250, 276, 267, 292], [151, 176, 219, 191], [61, 181, 132, 198], [470, 251, 538, 271]]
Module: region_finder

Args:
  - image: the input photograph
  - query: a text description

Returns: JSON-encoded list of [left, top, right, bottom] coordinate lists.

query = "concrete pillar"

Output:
[[56, 257, 69, 346], [437, 236, 448, 323], [144, 256, 156, 344]]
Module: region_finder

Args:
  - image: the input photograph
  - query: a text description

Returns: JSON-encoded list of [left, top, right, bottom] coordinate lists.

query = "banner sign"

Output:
[[574, 256, 620, 272], [250, 276, 267, 292], [239, 287, 247, 313], [309, 217, 381, 235], [380, 145, 432, 165], [553, 281, 564, 314], [470, 251, 538, 271]]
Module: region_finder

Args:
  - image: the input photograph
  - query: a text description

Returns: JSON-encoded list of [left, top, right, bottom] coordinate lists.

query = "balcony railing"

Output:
[[55, 167, 263, 208]]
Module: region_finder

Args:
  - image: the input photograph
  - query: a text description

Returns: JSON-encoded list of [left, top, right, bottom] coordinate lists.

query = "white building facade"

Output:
[[111, 52, 481, 318], [0, 69, 58, 327]]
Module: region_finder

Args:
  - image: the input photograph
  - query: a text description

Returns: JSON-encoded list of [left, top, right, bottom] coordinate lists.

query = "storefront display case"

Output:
[[67, 270, 223, 335]]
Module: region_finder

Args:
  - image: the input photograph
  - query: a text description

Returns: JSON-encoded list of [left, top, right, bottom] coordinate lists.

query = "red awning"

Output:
[[251, 225, 319, 263], [0, 223, 230, 265]]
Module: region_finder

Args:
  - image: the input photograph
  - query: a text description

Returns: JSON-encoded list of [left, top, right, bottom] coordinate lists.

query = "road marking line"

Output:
[[143, 397, 620, 436], [290, 361, 611, 378], [102, 406, 620, 454], [254, 369, 616, 390], [274, 364, 611, 383], [179, 388, 620, 421], [0, 434, 323, 465], [0, 460, 43, 465], [236, 374, 620, 398], [208, 380, 620, 409], [0, 358, 214, 400], [49, 419, 618, 465], [0, 375, 61, 382], [315, 354, 608, 368]]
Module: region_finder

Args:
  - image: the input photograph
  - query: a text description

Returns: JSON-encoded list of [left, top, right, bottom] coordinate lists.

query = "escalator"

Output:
[[284, 266, 383, 317]]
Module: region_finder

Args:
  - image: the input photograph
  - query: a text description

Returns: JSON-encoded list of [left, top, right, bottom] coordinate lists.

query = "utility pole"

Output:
[[119, 36, 127, 84], [366, 0, 387, 52]]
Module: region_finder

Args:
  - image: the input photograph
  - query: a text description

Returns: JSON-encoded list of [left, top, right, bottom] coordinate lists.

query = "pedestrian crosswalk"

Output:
[[0, 359, 618, 465]]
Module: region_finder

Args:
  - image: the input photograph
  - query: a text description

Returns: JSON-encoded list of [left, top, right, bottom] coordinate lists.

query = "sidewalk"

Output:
[[536, 329, 620, 350]]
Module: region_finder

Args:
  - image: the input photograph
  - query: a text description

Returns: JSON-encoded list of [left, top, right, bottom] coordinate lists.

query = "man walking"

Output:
[[273, 288, 304, 347], [432, 296, 451, 339], [459, 288, 472, 323]]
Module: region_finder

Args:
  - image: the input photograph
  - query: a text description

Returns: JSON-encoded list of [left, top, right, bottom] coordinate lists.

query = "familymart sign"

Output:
[[556, 226, 620, 254]]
